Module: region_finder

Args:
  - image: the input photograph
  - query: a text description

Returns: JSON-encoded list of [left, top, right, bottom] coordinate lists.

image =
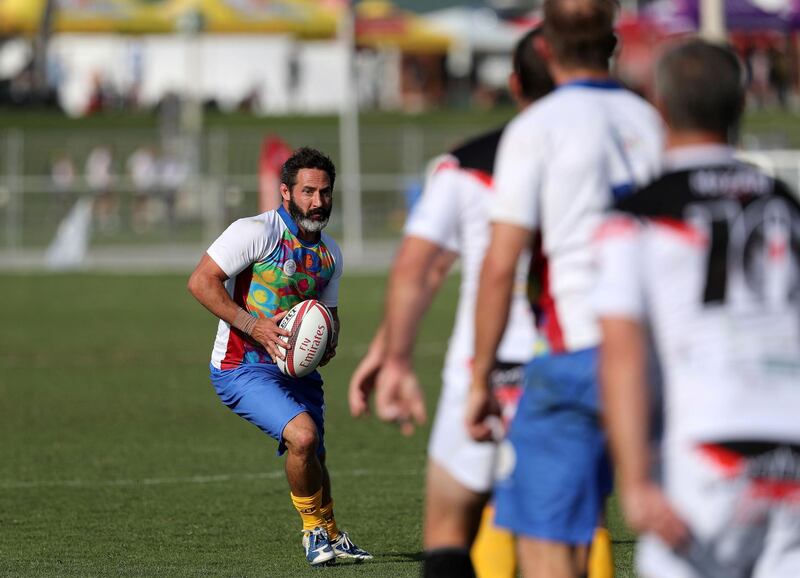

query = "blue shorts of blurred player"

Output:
[[210, 363, 326, 457], [493, 347, 613, 545]]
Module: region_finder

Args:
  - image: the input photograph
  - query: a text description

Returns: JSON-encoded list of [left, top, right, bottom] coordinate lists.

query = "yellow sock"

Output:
[[470, 504, 516, 578], [588, 527, 613, 578], [320, 501, 340, 541], [290, 488, 325, 532]]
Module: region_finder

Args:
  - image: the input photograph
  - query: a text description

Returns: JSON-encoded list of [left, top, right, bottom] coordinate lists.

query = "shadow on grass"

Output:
[[323, 551, 424, 568]]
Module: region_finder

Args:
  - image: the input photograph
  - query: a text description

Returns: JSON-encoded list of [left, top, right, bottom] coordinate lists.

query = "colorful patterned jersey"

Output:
[[206, 206, 343, 369]]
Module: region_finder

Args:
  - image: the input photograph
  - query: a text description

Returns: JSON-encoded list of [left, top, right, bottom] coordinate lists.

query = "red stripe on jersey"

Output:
[[464, 168, 493, 189], [221, 265, 255, 370], [530, 232, 565, 354], [594, 215, 638, 241], [698, 443, 745, 478], [653, 217, 708, 246], [749, 479, 800, 502], [433, 161, 494, 189], [433, 159, 459, 174], [540, 259, 566, 353]]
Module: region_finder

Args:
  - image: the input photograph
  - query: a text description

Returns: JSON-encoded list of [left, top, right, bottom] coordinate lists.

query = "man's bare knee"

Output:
[[283, 413, 319, 457]]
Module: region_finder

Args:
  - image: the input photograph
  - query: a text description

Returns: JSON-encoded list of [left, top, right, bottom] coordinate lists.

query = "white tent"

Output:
[[423, 7, 526, 87], [424, 6, 525, 53]]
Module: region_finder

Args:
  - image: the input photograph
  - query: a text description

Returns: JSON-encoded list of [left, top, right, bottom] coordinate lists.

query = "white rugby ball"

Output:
[[276, 299, 334, 378]]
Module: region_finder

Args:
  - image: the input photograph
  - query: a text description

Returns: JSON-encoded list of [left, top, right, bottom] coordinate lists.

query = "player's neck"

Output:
[[666, 131, 729, 151], [551, 65, 611, 86]]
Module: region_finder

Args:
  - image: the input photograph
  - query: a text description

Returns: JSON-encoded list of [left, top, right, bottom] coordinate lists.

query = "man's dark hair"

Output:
[[655, 40, 745, 139], [543, 0, 618, 71], [280, 147, 336, 191], [513, 27, 555, 102]]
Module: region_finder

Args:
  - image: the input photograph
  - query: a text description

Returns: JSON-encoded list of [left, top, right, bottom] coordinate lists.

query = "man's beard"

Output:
[[288, 197, 331, 233]]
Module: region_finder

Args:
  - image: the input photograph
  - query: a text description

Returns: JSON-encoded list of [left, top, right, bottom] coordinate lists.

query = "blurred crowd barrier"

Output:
[[0, 122, 482, 271], [1, 123, 800, 273]]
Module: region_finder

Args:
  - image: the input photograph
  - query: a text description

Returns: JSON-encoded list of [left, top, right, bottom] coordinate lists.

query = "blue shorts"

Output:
[[209, 363, 326, 457], [494, 347, 612, 545]]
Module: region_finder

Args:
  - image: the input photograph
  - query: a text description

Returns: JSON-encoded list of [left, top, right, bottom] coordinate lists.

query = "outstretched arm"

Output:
[[349, 238, 455, 421], [466, 222, 531, 441], [348, 322, 387, 417], [187, 253, 289, 360], [373, 236, 457, 435]]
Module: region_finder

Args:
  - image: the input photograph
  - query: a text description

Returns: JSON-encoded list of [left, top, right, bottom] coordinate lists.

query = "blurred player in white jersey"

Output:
[[596, 39, 800, 578], [466, 1, 663, 577], [348, 29, 561, 578]]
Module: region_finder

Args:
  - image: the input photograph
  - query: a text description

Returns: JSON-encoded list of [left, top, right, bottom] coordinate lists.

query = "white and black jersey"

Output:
[[594, 145, 800, 445], [406, 127, 537, 373], [406, 127, 537, 493]]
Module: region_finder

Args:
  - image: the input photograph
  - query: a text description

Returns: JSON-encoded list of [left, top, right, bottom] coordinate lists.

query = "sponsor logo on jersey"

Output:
[[283, 259, 297, 276]]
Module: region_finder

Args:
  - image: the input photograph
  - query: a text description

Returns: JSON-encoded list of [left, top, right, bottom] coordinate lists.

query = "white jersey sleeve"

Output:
[[593, 213, 646, 320], [404, 155, 461, 252], [489, 116, 543, 231], [319, 233, 344, 308], [206, 213, 282, 278]]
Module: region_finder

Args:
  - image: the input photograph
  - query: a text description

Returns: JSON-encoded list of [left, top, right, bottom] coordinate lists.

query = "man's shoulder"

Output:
[[229, 210, 283, 236], [615, 171, 695, 218], [608, 89, 661, 126], [536, 84, 656, 119], [507, 87, 622, 133], [320, 232, 342, 258]]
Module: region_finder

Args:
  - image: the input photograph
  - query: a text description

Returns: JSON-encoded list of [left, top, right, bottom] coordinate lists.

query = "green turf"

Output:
[[0, 273, 634, 576]]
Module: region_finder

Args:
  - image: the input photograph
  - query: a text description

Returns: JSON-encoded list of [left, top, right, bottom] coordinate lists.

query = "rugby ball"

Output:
[[276, 300, 335, 378]]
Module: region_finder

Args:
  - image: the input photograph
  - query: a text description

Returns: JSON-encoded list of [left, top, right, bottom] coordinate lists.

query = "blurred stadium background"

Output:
[[1, 0, 800, 272], [2, 1, 800, 576]]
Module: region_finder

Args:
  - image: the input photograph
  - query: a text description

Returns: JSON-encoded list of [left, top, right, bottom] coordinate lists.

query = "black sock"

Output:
[[422, 547, 476, 578]]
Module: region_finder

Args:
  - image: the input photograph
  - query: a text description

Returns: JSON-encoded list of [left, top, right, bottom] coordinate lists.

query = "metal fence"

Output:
[[0, 122, 490, 271], [1, 124, 800, 272]]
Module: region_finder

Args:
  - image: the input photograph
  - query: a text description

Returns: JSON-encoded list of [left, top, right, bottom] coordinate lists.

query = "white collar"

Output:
[[664, 144, 737, 171]]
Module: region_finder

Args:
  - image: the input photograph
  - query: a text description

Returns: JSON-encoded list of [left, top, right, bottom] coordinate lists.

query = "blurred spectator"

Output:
[[85, 145, 117, 232], [747, 44, 770, 109], [768, 45, 790, 109], [127, 145, 159, 234], [158, 151, 188, 237], [50, 152, 76, 219], [51, 152, 75, 196]]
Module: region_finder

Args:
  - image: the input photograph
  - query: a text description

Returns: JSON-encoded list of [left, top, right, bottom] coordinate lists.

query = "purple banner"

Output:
[[645, 0, 798, 31]]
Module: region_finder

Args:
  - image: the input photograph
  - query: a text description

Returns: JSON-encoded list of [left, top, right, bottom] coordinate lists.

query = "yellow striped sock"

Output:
[[320, 501, 340, 541], [588, 527, 613, 578], [470, 504, 516, 578], [290, 488, 325, 532]]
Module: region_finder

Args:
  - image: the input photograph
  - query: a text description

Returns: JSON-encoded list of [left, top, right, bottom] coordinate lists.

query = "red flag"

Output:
[[259, 136, 293, 212]]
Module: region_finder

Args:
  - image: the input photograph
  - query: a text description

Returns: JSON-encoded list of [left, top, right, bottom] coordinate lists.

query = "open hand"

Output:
[[348, 346, 382, 417], [465, 381, 501, 442], [375, 361, 427, 436], [622, 480, 689, 548]]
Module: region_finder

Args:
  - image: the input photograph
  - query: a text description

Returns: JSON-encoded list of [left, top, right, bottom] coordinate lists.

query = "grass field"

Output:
[[0, 273, 635, 577]]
